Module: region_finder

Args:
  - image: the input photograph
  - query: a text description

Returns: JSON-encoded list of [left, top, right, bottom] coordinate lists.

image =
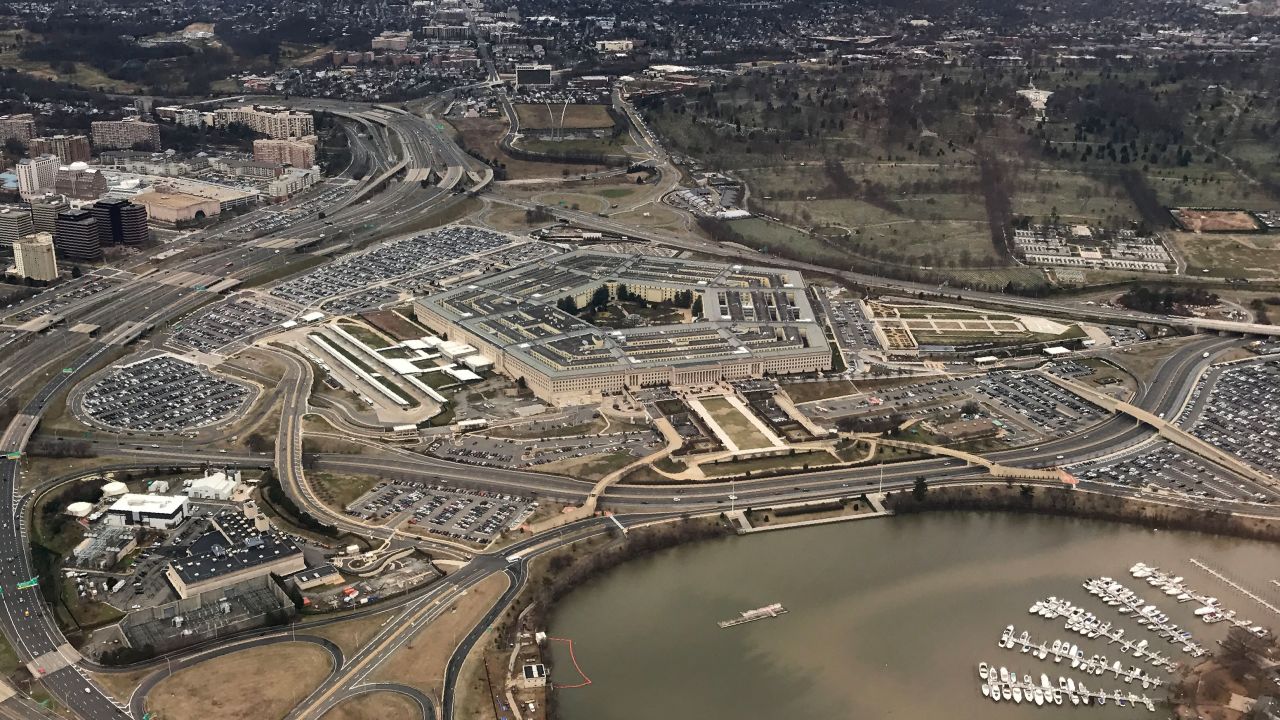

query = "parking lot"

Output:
[[1067, 441, 1274, 503], [824, 297, 881, 354], [1185, 359, 1280, 478], [345, 481, 537, 544], [270, 225, 514, 307], [170, 297, 291, 354], [973, 370, 1104, 437], [78, 355, 254, 432]]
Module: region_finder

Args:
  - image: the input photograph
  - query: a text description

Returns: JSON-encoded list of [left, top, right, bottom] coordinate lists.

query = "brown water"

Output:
[[548, 513, 1280, 720]]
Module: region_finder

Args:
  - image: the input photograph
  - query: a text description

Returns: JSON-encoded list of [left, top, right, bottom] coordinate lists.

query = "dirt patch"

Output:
[[321, 691, 420, 720], [1170, 208, 1263, 233], [372, 573, 511, 696], [144, 642, 333, 720]]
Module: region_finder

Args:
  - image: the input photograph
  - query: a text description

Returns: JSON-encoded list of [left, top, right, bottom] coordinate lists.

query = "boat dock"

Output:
[[1031, 596, 1185, 666], [979, 664, 1156, 711], [1189, 558, 1280, 619], [1081, 579, 1206, 656], [999, 626, 1165, 688], [718, 603, 788, 628]]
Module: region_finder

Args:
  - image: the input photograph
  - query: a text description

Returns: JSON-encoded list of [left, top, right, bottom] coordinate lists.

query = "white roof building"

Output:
[[106, 493, 189, 529], [187, 471, 241, 501]]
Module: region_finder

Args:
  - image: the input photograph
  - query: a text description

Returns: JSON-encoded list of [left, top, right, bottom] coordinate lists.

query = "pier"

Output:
[[979, 664, 1156, 711], [999, 626, 1165, 688], [1031, 596, 1187, 665], [718, 603, 788, 628], [1081, 579, 1206, 656], [1190, 558, 1280, 618]]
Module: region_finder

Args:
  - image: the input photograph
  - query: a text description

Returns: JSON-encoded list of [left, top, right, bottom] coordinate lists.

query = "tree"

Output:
[[245, 432, 272, 453], [912, 476, 929, 501], [71, 265, 82, 278]]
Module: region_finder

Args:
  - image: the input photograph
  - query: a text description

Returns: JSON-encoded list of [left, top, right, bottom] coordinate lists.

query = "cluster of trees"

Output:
[[28, 439, 95, 458], [1118, 286, 1219, 315], [258, 469, 339, 539], [160, 121, 262, 153]]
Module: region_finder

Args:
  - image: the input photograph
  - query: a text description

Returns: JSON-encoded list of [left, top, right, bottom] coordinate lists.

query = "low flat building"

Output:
[[287, 564, 344, 591], [186, 470, 240, 501], [165, 510, 304, 599], [70, 525, 138, 570], [106, 493, 189, 529]]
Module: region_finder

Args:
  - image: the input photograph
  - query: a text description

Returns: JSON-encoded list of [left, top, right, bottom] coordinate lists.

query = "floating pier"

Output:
[[999, 625, 1165, 688], [979, 664, 1156, 712], [1030, 596, 1186, 666], [718, 603, 788, 628], [1189, 558, 1280, 619]]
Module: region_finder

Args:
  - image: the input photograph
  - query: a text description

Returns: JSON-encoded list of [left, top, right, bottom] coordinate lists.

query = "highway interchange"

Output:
[[0, 89, 1278, 720]]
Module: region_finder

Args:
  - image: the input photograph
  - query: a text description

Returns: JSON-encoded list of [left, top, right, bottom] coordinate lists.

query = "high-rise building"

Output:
[[13, 232, 58, 281], [0, 113, 36, 143], [253, 138, 317, 168], [16, 155, 59, 199], [55, 165, 108, 201], [29, 195, 70, 233], [54, 209, 102, 262], [213, 105, 314, 139], [29, 135, 92, 164], [90, 198, 149, 246], [0, 205, 35, 250], [90, 119, 161, 150]]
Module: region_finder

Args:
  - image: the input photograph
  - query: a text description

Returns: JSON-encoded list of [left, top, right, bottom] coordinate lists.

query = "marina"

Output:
[[717, 603, 788, 628], [978, 663, 1157, 711], [1080, 578, 1207, 656], [999, 626, 1165, 688], [1029, 596, 1184, 665]]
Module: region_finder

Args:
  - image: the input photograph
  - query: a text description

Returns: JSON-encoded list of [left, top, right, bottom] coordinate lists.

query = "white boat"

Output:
[[1194, 606, 1217, 616], [991, 686, 1001, 703], [1079, 682, 1091, 706], [1068, 678, 1079, 706], [1054, 689, 1064, 705], [1070, 645, 1080, 668], [1002, 685, 1012, 701], [1024, 674, 1033, 688], [1114, 691, 1127, 707], [979, 662, 989, 680], [1037, 643, 1048, 660], [998, 666, 1009, 683], [1012, 686, 1023, 704], [981, 684, 990, 698], [1143, 695, 1156, 711], [1033, 687, 1044, 706], [1097, 690, 1106, 706]]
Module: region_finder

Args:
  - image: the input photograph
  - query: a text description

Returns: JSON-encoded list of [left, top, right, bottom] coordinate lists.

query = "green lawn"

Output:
[[698, 396, 774, 449]]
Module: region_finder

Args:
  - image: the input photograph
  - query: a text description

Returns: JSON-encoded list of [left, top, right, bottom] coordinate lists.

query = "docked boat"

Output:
[[999, 667, 1010, 684], [1012, 686, 1023, 704], [1033, 687, 1044, 706], [978, 662, 989, 680], [1114, 691, 1127, 707], [981, 683, 990, 698], [1002, 685, 1012, 701]]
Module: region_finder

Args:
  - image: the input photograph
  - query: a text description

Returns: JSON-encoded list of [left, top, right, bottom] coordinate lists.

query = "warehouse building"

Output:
[[165, 510, 304, 599]]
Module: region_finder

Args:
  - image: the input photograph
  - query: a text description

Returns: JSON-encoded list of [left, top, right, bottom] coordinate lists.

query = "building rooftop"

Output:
[[170, 510, 301, 585], [108, 493, 187, 516]]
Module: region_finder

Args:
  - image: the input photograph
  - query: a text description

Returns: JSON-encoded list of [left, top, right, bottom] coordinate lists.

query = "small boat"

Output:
[[991, 686, 1001, 703], [1002, 685, 1012, 701], [1097, 690, 1106, 706], [1054, 689, 1064, 705], [979, 663, 989, 680], [1036, 643, 1048, 660], [1040, 673, 1051, 690], [1033, 687, 1044, 706], [1079, 682, 1091, 705], [1114, 691, 1127, 707], [1067, 678, 1079, 706], [1012, 686, 1023, 704], [981, 684, 990, 698], [1143, 695, 1156, 711], [999, 667, 1010, 684]]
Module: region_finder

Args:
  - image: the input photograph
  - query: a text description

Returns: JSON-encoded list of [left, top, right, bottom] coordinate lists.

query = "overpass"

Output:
[[1042, 372, 1276, 487]]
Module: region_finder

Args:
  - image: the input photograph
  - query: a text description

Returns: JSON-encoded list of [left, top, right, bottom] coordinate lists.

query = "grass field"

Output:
[[322, 692, 420, 720], [702, 450, 835, 477], [146, 642, 333, 720], [449, 117, 609, 181], [310, 472, 382, 509], [1168, 232, 1280, 278], [697, 396, 774, 450], [514, 103, 615, 130], [781, 380, 858, 404]]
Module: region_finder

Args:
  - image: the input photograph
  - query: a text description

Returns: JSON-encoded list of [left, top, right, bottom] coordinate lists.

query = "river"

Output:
[[548, 513, 1280, 720]]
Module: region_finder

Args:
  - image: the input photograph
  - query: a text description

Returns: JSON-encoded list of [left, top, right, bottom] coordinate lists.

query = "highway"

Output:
[[0, 96, 476, 718]]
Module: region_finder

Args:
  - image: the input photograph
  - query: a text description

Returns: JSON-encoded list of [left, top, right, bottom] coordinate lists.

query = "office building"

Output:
[[54, 209, 102, 261], [29, 195, 70, 233], [0, 113, 36, 143], [253, 138, 316, 168], [55, 164, 108, 201], [91, 119, 161, 150], [0, 205, 34, 249], [213, 105, 313, 139], [13, 232, 59, 281], [29, 135, 91, 164], [133, 191, 219, 227], [16, 155, 59, 199], [106, 493, 189, 529], [91, 198, 149, 246]]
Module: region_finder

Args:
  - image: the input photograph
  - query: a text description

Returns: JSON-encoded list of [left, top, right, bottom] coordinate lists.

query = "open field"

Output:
[[322, 692, 420, 720], [780, 379, 858, 404], [1168, 231, 1280, 278], [697, 396, 774, 450], [0, 31, 141, 92], [514, 103, 615, 130], [145, 642, 333, 720], [531, 451, 636, 481], [448, 117, 608, 181], [305, 612, 393, 657], [373, 573, 510, 696]]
